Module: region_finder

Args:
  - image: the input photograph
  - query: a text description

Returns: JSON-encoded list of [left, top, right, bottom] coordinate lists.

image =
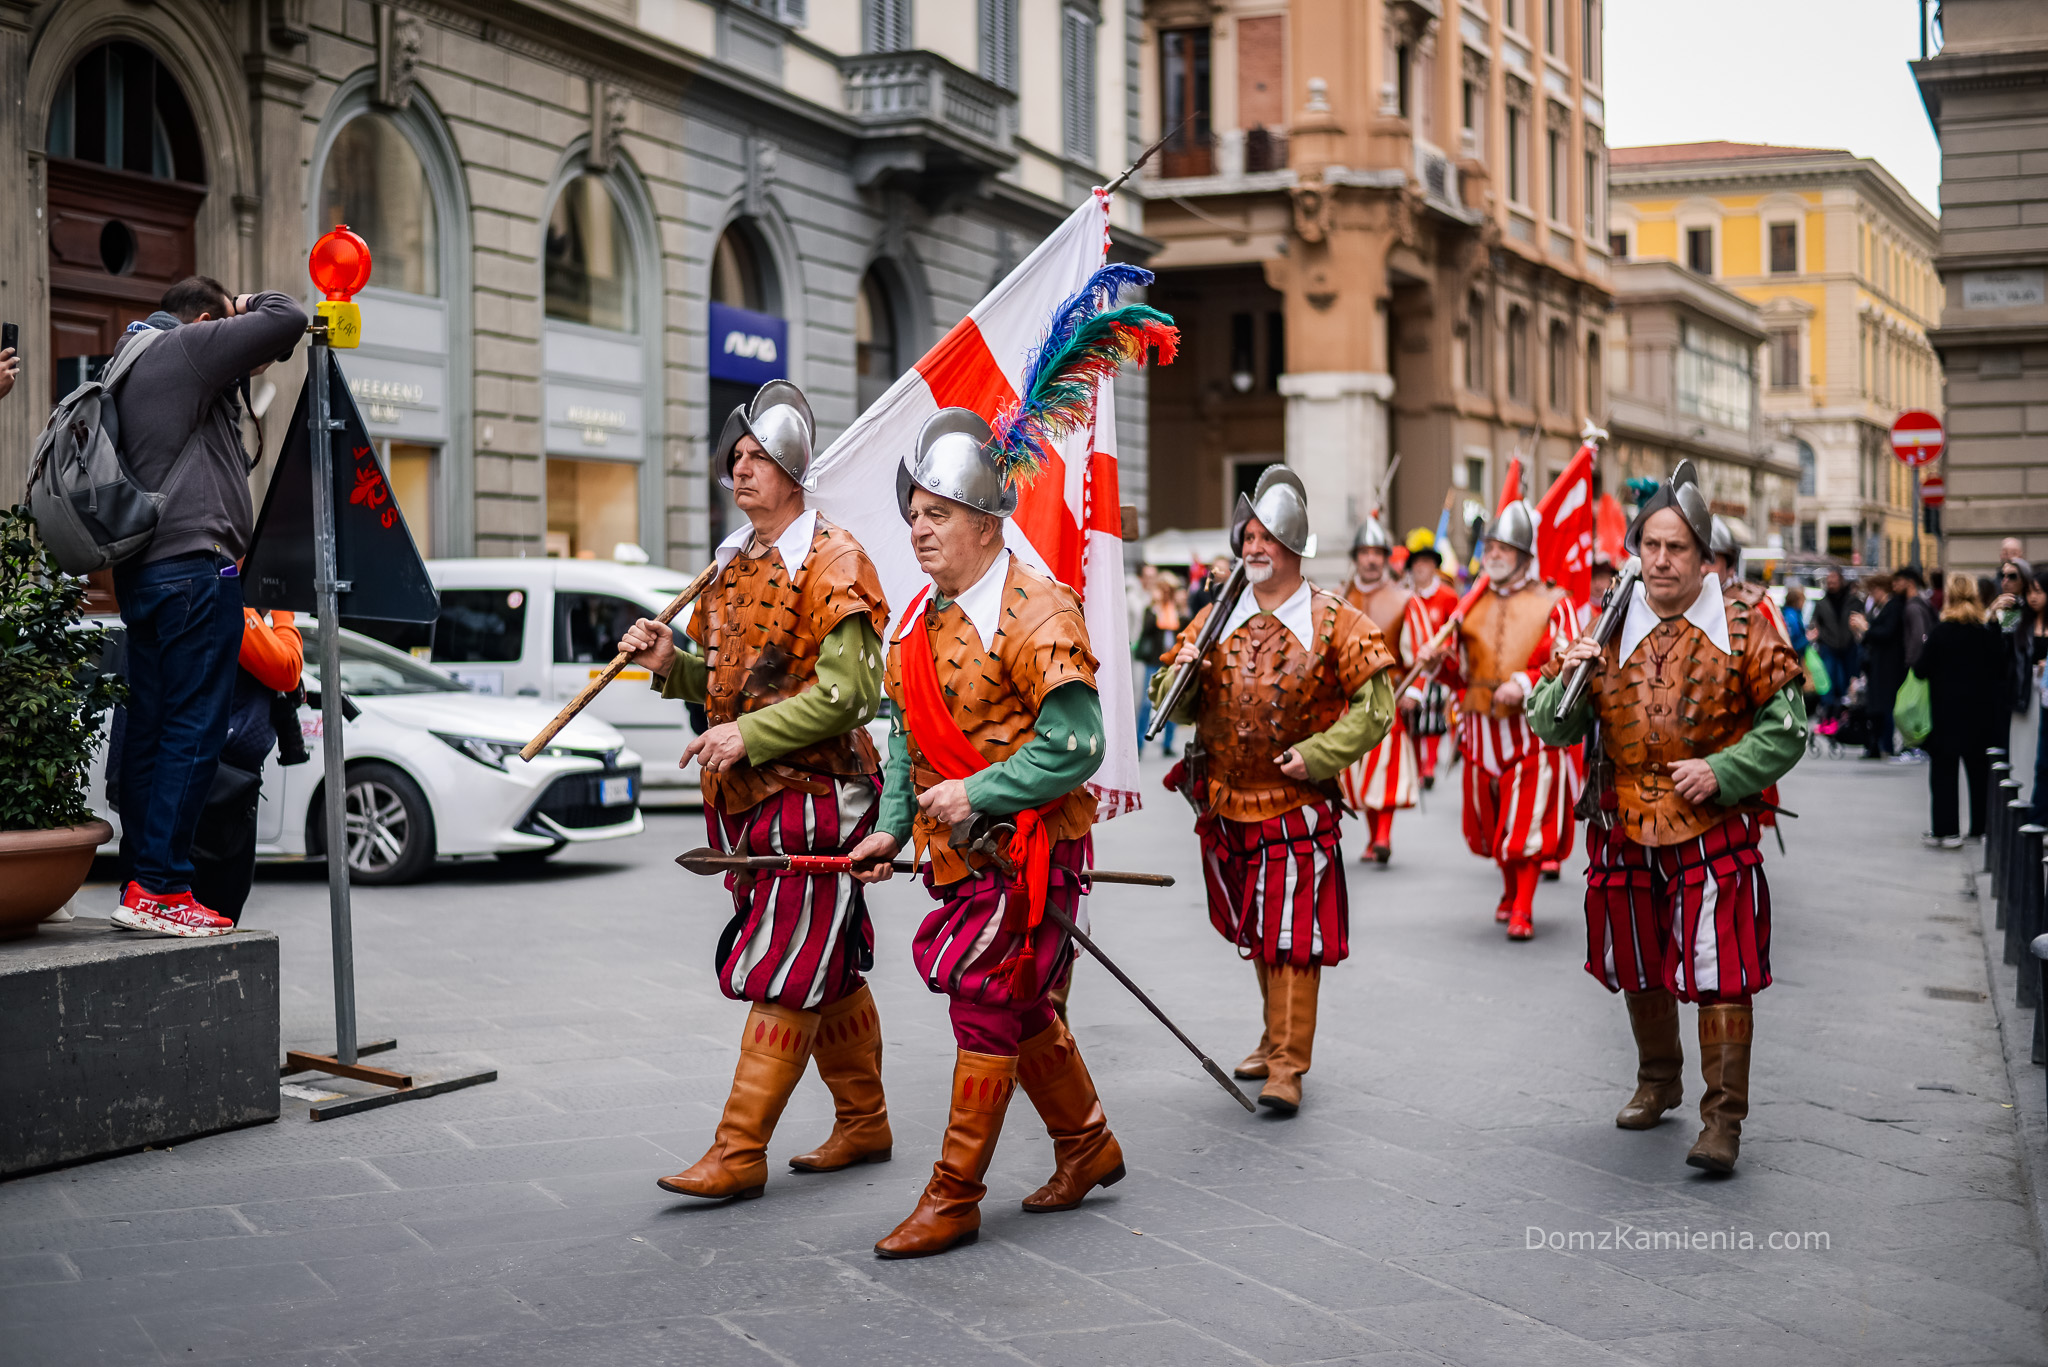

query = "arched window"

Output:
[[712, 227, 768, 312], [46, 41, 205, 184], [1506, 306, 1529, 402], [1547, 320, 1570, 412], [319, 115, 437, 297], [546, 174, 636, 331], [1585, 332, 1602, 414], [856, 269, 898, 415], [1464, 291, 1487, 392]]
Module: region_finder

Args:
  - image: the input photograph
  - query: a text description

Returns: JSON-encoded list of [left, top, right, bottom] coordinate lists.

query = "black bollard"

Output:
[[2033, 933, 2048, 1070], [2017, 825, 2045, 982], [1989, 763, 2013, 882], [1996, 781, 2024, 911]]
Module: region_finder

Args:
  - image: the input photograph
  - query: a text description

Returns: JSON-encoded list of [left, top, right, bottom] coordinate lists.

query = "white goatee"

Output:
[[1245, 562, 1275, 585]]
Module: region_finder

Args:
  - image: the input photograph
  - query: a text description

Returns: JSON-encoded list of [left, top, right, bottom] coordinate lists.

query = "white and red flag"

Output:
[[807, 192, 1145, 817]]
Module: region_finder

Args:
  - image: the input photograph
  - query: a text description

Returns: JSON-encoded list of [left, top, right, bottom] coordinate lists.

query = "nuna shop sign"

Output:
[[708, 301, 788, 385]]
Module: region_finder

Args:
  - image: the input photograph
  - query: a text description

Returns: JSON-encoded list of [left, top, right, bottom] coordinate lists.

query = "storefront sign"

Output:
[[340, 354, 444, 440], [708, 301, 788, 385], [1962, 270, 2045, 310]]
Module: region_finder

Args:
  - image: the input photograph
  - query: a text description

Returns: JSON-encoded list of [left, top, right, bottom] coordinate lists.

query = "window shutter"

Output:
[[979, 0, 1016, 89], [1061, 7, 1096, 158], [776, 0, 806, 27], [864, 0, 910, 51]]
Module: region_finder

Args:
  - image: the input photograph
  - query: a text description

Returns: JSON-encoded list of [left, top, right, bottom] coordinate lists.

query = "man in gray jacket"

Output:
[[110, 275, 307, 937]]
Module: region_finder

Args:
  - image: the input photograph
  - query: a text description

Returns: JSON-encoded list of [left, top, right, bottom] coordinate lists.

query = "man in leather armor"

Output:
[[846, 408, 1123, 1259], [1417, 501, 1582, 940], [620, 380, 895, 1205], [1152, 466, 1396, 1114], [1529, 462, 1807, 1174], [1340, 516, 1430, 863]]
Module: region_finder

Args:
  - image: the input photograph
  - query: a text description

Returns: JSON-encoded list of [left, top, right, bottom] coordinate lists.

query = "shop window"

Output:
[[856, 269, 898, 415], [547, 457, 639, 560], [434, 589, 527, 663], [46, 41, 205, 184], [546, 174, 636, 331], [385, 442, 435, 556], [555, 594, 648, 665], [319, 116, 438, 297]]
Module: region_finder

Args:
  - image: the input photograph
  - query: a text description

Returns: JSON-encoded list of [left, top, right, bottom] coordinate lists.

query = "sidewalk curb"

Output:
[[1973, 859, 2048, 1266]]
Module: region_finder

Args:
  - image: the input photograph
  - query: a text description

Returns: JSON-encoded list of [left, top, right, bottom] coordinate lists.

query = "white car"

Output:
[[87, 623, 644, 885]]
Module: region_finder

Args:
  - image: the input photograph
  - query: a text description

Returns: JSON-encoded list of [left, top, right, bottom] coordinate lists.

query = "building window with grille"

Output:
[[1770, 327, 1801, 390], [1547, 321, 1570, 412], [1547, 124, 1565, 222], [1465, 292, 1487, 392], [1685, 226, 1713, 275], [1061, 4, 1096, 160], [1768, 221, 1797, 275], [1507, 306, 1530, 402], [863, 0, 911, 51], [979, 0, 1016, 89]]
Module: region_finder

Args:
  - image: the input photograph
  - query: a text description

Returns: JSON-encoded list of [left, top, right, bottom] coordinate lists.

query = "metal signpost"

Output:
[[1891, 409, 1945, 574]]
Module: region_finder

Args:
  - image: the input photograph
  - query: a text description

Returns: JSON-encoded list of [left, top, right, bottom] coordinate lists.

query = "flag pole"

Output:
[[1100, 120, 1186, 197]]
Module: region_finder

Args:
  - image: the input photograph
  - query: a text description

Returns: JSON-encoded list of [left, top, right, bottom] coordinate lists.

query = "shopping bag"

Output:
[[1801, 644, 1831, 696], [1894, 673, 1933, 747]]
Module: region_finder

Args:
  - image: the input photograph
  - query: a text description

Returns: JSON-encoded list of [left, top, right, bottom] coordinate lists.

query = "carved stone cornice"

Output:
[[586, 79, 628, 170]]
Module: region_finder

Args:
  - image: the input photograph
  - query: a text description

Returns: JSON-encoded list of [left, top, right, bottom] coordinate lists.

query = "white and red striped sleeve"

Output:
[[1512, 596, 1582, 695]]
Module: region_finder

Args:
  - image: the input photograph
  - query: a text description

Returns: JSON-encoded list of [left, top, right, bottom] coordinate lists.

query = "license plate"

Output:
[[600, 776, 634, 808]]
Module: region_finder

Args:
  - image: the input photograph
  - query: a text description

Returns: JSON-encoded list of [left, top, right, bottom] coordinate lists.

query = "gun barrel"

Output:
[[1145, 560, 1246, 741], [1554, 559, 1640, 720]]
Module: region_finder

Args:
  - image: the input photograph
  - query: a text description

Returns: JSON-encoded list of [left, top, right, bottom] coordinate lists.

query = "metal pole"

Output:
[[308, 326, 358, 1066], [1912, 466, 1923, 569]]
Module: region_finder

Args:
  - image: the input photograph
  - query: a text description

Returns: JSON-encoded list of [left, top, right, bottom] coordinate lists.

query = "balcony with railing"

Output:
[[840, 50, 1017, 195]]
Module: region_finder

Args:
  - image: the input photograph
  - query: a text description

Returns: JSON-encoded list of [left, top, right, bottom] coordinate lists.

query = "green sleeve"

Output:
[[656, 647, 707, 703], [732, 615, 885, 766], [1525, 670, 1593, 747], [962, 682, 1106, 816], [1146, 657, 1200, 725], [1706, 686, 1808, 806], [1293, 671, 1396, 781], [879, 715, 915, 845]]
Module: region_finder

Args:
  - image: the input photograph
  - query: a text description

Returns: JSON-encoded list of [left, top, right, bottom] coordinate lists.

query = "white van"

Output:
[[423, 558, 701, 807]]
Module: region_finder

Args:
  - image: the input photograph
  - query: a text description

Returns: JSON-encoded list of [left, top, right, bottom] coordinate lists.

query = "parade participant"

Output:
[[1590, 551, 1618, 605], [846, 409, 1123, 1260], [1153, 467, 1396, 1112], [1407, 541, 1460, 789], [620, 380, 896, 1204], [1530, 462, 1806, 1174], [1418, 502, 1579, 940], [1339, 516, 1429, 863]]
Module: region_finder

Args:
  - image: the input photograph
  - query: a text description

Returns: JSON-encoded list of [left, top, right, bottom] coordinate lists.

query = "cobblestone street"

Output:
[[3, 752, 2042, 1366]]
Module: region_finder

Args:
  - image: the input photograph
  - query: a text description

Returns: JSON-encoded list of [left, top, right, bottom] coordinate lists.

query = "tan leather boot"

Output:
[[658, 1002, 816, 1200], [1258, 963, 1320, 1114], [787, 983, 892, 1173], [1615, 990, 1685, 1130], [1234, 960, 1273, 1079], [874, 1051, 1016, 1258], [1686, 1002, 1753, 1174], [1016, 1018, 1125, 1212]]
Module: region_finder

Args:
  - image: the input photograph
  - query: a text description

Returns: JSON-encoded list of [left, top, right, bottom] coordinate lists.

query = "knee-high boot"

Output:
[[1234, 960, 1273, 1079], [1259, 963, 1321, 1114], [658, 1001, 816, 1200], [1686, 1002, 1753, 1173], [873, 1051, 1016, 1258], [1016, 1017, 1125, 1212], [1614, 990, 1684, 1129], [787, 983, 892, 1172]]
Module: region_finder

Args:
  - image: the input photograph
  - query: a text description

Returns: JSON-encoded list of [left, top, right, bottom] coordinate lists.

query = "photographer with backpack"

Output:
[[99, 276, 307, 936]]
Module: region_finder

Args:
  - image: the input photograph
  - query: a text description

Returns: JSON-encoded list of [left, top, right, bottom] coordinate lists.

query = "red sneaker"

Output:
[[113, 883, 233, 937]]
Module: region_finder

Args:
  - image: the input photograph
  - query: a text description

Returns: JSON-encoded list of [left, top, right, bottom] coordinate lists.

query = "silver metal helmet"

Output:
[[716, 380, 815, 489], [1230, 465, 1317, 558], [1624, 458, 1715, 555], [897, 407, 1017, 522], [1351, 515, 1393, 554], [1709, 515, 1739, 563], [1481, 500, 1538, 557]]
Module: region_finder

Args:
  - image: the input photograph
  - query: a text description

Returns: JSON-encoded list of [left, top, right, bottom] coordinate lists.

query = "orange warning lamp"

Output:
[[309, 226, 372, 349]]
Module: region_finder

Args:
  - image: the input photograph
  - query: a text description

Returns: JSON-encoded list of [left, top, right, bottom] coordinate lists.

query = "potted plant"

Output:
[[0, 505, 120, 939]]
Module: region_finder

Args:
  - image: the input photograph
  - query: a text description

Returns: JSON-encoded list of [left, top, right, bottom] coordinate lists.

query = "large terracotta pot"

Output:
[[0, 821, 113, 941]]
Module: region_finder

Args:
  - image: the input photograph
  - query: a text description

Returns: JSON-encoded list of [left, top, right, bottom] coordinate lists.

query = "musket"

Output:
[[1555, 556, 1642, 720], [674, 848, 1174, 889], [1146, 559, 1247, 742], [520, 560, 718, 761]]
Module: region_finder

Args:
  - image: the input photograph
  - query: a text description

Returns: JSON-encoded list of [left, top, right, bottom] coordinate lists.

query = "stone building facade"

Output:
[[1136, 0, 1615, 577], [0, 0, 1152, 571]]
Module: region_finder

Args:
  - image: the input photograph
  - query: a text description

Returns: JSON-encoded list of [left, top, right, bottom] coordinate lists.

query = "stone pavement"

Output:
[[1, 752, 2042, 1366]]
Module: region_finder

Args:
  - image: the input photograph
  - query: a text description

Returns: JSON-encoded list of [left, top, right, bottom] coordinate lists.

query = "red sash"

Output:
[[898, 585, 1061, 993]]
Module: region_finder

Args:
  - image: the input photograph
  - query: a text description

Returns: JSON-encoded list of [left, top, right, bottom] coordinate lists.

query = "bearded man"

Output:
[[1530, 463, 1806, 1173], [1153, 467, 1396, 1112], [1339, 516, 1430, 863], [620, 381, 894, 1204]]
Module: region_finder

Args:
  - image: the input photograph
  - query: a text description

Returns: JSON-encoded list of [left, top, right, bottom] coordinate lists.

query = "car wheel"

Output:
[[314, 762, 437, 885]]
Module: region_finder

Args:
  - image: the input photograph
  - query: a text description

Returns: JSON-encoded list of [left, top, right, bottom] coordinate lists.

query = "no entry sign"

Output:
[[1891, 409, 1945, 466], [1920, 475, 1946, 507]]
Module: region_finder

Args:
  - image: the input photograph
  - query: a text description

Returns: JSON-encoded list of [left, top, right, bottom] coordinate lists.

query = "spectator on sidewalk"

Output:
[[108, 276, 307, 938], [1811, 569, 1860, 722], [1133, 571, 1183, 756], [2026, 569, 2048, 809], [1860, 574, 1903, 759], [1988, 558, 2037, 739], [1915, 575, 2008, 846], [1781, 584, 1809, 654]]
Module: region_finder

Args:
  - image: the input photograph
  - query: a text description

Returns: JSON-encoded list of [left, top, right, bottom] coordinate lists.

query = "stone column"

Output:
[[0, 0, 40, 498], [243, 51, 317, 498], [1277, 370, 1394, 581]]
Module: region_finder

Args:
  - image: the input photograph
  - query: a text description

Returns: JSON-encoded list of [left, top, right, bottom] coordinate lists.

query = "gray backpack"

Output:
[[26, 327, 168, 574]]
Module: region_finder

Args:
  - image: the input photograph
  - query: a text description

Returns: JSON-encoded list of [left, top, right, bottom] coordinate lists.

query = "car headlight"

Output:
[[433, 733, 528, 770]]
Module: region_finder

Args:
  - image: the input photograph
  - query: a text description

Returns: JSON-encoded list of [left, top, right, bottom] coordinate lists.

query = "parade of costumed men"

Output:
[[1415, 499, 1581, 940], [1152, 467, 1397, 1113], [1338, 515, 1431, 864], [618, 380, 898, 1203], [1404, 535, 1461, 790], [1528, 462, 1807, 1173], [844, 283, 1180, 1259]]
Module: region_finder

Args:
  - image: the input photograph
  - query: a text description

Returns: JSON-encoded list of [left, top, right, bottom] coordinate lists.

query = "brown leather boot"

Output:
[[658, 1002, 816, 1201], [1234, 960, 1273, 1079], [1259, 963, 1320, 1114], [1686, 1002, 1753, 1174], [874, 1052, 1016, 1259], [1615, 990, 1685, 1130], [787, 983, 892, 1172], [1016, 1018, 1125, 1212]]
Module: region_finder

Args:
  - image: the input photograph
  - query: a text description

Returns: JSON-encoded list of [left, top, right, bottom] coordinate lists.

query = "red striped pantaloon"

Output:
[[1197, 800, 1349, 968], [1461, 716, 1574, 866], [706, 775, 881, 1010], [911, 837, 1088, 1054], [1341, 715, 1418, 814], [1583, 815, 1772, 1003]]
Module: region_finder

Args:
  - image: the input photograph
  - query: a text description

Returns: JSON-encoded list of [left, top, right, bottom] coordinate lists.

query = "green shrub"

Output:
[[0, 505, 121, 830]]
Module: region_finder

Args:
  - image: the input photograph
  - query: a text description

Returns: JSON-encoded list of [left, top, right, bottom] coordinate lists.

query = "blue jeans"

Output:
[[1135, 663, 1177, 753], [1819, 643, 1858, 714], [114, 553, 244, 894]]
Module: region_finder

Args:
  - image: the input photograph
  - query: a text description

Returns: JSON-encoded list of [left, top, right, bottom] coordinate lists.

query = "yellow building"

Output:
[[1610, 143, 1941, 569]]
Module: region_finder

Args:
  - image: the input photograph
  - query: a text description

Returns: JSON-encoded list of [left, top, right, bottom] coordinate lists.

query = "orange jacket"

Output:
[[240, 608, 304, 692]]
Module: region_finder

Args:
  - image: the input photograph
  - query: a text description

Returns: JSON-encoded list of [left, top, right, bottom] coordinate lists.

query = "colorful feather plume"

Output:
[[989, 268, 1179, 486]]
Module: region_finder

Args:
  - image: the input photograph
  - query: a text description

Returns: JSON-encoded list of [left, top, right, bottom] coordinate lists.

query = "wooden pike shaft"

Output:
[[519, 560, 719, 762], [674, 849, 1173, 888]]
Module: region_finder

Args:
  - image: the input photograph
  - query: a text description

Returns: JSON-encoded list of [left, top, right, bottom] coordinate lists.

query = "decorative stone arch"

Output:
[[308, 70, 476, 555], [856, 243, 935, 374], [541, 140, 668, 562], [707, 189, 810, 388]]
